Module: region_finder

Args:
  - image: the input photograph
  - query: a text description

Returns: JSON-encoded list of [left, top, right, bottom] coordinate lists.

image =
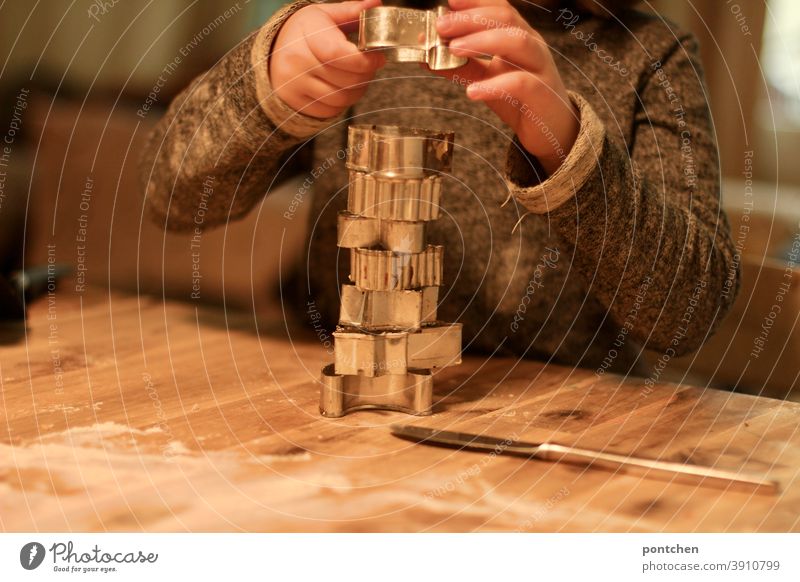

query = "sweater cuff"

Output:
[[250, 0, 343, 138], [504, 91, 605, 214]]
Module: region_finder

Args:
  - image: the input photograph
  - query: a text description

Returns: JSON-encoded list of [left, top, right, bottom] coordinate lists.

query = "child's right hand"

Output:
[[269, 0, 385, 120]]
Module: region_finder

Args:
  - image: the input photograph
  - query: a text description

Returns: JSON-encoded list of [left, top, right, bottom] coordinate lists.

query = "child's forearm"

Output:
[[140, 0, 331, 232], [505, 35, 739, 356]]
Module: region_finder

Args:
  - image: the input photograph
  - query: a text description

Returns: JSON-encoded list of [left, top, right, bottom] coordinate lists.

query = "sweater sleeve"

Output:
[[504, 33, 740, 355], [140, 0, 338, 232]]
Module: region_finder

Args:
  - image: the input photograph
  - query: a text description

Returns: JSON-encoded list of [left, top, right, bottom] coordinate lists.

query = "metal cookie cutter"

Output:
[[339, 285, 439, 331], [321, 364, 434, 417], [358, 6, 468, 71], [346, 124, 454, 178], [320, 322, 462, 417], [333, 323, 463, 377], [350, 246, 443, 291], [347, 173, 443, 220], [337, 213, 427, 253]]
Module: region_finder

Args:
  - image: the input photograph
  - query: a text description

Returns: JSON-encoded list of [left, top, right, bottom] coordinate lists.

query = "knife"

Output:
[[390, 424, 780, 495]]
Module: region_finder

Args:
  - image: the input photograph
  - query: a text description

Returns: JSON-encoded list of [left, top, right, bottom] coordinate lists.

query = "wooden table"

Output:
[[1, 289, 798, 532]]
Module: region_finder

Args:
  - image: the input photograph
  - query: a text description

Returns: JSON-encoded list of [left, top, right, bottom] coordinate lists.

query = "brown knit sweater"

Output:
[[140, 1, 740, 375]]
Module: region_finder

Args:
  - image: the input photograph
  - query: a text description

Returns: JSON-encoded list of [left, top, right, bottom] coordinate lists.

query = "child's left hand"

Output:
[[435, 0, 579, 175]]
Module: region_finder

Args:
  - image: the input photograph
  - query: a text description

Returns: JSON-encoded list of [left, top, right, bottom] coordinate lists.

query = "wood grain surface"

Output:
[[1, 289, 798, 532]]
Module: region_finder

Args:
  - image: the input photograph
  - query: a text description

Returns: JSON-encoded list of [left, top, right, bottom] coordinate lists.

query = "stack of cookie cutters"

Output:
[[320, 125, 463, 417]]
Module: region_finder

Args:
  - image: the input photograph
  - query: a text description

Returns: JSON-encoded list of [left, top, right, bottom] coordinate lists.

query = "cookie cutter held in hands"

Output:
[[358, 6, 468, 71]]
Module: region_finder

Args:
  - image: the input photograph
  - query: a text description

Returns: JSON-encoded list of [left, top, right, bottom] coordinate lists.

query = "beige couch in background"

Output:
[[25, 95, 311, 317]]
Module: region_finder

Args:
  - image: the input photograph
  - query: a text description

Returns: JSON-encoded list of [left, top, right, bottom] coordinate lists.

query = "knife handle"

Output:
[[535, 443, 779, 495]]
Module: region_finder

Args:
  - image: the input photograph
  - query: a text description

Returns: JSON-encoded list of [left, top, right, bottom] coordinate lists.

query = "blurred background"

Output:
[[1, 0, 798, 399]]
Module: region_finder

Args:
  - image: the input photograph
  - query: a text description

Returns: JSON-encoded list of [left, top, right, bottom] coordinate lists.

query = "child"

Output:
[[141, 0, 739, 375]]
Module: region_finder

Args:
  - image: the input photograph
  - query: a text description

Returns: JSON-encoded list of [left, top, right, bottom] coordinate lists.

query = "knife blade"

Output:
[[390, 424, 780, 495]]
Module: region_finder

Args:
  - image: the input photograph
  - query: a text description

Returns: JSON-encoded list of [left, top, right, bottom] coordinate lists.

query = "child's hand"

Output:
[[270, 0, 385, 120], [436, 0, 579, 174]]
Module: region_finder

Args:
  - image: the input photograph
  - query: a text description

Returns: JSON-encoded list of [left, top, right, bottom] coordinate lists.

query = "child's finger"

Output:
[[318, 0, 382, 33], [449, 29, 546, 72], [437, 7, 527, 38], [305, 31, 381, 74], [427, 58, 489, 85], [464, 70, 534, 103], [313, 57, 384, 88], [306, 75, 369, 108], [297, 99, 344, 119], [447, 0, 510, 10], [326, 49, 385, 74]]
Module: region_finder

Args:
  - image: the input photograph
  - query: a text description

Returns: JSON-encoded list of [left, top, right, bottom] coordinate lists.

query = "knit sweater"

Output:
[[140, 1, 740, 374]]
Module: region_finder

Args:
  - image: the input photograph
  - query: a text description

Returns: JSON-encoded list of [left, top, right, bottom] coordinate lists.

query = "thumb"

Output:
[[430, 58, 489, 84], [318, 0, 382, 31]]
